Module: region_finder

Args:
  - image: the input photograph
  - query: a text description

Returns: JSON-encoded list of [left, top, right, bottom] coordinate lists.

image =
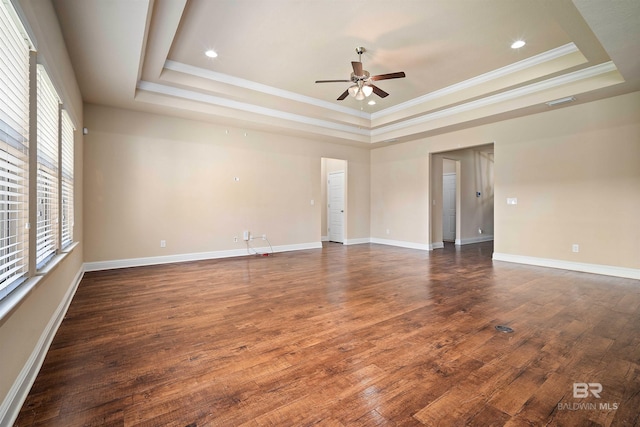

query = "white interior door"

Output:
[[443, 173, 456, 242], [328, 171, 345, 243]]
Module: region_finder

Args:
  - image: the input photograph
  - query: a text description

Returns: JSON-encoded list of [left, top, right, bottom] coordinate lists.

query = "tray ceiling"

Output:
[[52, 0, 640, 146]]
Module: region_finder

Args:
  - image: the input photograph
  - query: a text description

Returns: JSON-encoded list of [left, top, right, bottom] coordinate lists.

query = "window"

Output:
[[0, 0, 76, 305], [60, 110, 74, 248], [36, 65, 60, 266], [0, 0, 31, 300]]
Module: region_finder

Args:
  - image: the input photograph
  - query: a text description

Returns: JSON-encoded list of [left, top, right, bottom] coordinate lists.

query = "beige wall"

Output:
[[83, 105, 370, 262], [0, 0, 84, 421], [371, 91, 640, 269], [371, 140, 432, 245], [495, 93, 639, 268]]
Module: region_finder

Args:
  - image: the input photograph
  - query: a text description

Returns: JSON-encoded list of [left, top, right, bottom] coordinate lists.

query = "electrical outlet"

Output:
[[243, 230, 250, 241], [572, 244, 579, 253], [234, 236, 238, 243], [262, 234, 266, 240], [160, 240, 166, 248]]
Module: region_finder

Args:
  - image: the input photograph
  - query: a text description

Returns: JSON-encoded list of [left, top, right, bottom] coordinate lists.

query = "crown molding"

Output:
[[164, 43, 581, 124], [137, 80, 371, 137], [372, 43, 581, 120], [371, 61, 618, 136], [138, 58, 617, 143], [164, 60, 370, 119]]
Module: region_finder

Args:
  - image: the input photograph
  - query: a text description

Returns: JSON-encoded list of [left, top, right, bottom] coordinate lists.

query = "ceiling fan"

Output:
[[315, 47, 406, 101]]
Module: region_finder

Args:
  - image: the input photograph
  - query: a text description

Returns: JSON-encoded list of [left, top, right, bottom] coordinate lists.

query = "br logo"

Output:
[[573, 383, 602, 398]]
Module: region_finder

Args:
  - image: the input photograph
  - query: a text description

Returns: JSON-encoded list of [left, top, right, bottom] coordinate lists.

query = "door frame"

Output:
[[442, 171, 457, 242], [429, 146, 494, 250]]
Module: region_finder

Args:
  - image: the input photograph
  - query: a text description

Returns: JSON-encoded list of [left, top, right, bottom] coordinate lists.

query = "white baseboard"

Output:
[[344, 238, 370, 245], [0, 267, 84, 427], [83, 242, 323, 272], [455, 235, 494, 245], [492, 252, 640, 280], [370, 238, 431, 251], [431, 241, 444, 250]]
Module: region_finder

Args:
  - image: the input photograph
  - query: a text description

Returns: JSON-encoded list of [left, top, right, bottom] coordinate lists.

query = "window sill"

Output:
[[36, 241, 79, 276], [0, 241, 79, 325], [62, 241, 79, 254]]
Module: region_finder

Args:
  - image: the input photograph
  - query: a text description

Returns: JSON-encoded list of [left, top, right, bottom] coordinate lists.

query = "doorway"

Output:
[[321, 158, 347, 244], [430, 144, 494, 249], [442, 160, 457, 242]]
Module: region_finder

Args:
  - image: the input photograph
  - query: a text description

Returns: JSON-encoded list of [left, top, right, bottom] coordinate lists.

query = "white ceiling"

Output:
[[51, 0, 640, 146]]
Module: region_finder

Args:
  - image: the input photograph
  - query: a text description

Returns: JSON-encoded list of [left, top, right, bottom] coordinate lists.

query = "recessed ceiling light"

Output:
[[511, 40, 526, 49], [205, 49, 218, 58], [368, 100, 376, 105]]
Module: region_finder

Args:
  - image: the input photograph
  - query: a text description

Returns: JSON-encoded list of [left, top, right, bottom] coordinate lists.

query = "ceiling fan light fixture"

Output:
[[315, 47, 406, 101]]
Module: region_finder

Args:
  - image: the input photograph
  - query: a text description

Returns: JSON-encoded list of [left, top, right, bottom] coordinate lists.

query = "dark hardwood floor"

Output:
[[15, 242, 640, 426]]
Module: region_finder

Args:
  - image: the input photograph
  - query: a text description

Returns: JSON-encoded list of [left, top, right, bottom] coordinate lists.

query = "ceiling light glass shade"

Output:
[[355, 90, 365, 100], [362, 85, 373, 97], [348, 85, 358, 97], [511, 40, 525, 49], [205, 49, 218, 58]]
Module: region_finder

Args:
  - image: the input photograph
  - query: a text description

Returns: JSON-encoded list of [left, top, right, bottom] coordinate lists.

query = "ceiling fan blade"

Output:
[[351, 61, 363, 76], [370, 84, 389, 98], [371, 71, 406, 81], [315, 79, 351, 83], [337, 89, 350, 100]]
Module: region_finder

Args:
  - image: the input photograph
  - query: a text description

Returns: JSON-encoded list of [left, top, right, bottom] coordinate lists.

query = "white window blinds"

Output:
[[36, 65, 59, 266], [60, 110, 73, 248], [0, 0, 31, 298]]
